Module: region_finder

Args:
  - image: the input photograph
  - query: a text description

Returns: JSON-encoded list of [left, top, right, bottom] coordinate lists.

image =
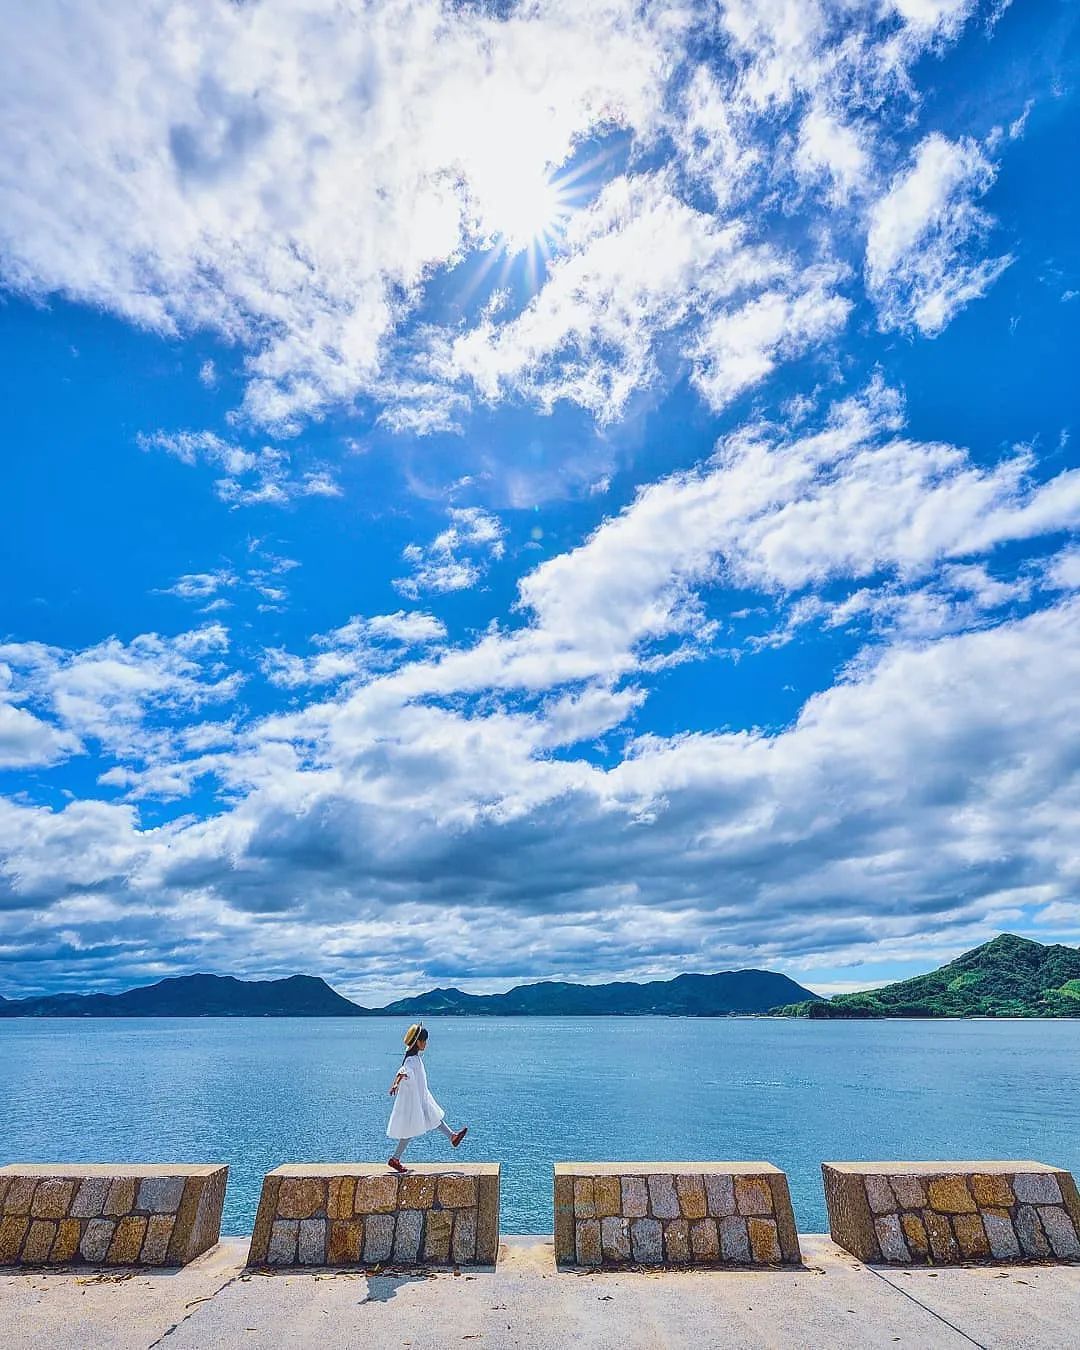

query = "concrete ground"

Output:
[[3, 1234, 1079, 1349]]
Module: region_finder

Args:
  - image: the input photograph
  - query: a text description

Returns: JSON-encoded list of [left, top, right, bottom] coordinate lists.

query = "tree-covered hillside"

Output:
[[775, 934, 1080, 1018]]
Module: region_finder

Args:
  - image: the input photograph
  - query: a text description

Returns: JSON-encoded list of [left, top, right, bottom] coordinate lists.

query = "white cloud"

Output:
[[262, 611, 446, 689], [394, 507, 506, 599], [795, 105, 872, 204], [138, 429, 340, 506], [866, 132, 1012, 334]]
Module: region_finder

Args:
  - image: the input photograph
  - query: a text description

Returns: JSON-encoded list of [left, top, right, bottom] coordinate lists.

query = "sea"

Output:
[[3, 1016, 1078, 1236]]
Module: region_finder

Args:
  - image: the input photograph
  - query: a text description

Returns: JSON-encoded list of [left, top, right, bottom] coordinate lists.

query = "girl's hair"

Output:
[[401, 1022, 428, 1063]]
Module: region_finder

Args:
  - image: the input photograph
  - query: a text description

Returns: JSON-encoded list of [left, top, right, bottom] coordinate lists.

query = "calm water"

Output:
[[3, 1017, 1079, 1235]]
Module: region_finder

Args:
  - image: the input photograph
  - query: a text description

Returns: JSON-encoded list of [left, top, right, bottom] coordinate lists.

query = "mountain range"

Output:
[[774, 934, 1080, 1018], [0, 967, 822, 1018]]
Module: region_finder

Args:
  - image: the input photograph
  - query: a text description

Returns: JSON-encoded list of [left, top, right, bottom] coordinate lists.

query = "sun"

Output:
[[481, 167, 572, 257]]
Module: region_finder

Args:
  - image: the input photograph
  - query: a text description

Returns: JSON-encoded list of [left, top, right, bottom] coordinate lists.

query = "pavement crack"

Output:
[[146, 1269, 246, 1349], [863, 1266, 990, 1349]]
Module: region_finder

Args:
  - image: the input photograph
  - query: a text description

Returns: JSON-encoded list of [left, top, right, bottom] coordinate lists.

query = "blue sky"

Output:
[[2, 0, 1079, 1001]]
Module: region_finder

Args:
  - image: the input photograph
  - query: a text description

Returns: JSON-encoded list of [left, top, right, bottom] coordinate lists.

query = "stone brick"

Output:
[[1037, 1206, 1080, 1259], [901, 1213, 929, 1259], [423, 1209, 452, 1263], [719, 1215, 750, 1263], [704, 1174, 736, 1217], [630, 1217, 663, 1264], [664, 1219, 691, 1264], [267, 1220, 298, 1265], [690, 1219, 719, 1261], [398, 1175, 434, 1211], [734, 1176, 772, 1217], [437, 1175, 476, 1210], [137, 1177, 185, 1215], [553, 1173, 575, 1265], [926, 1176, 976, 1214], [865, 1176, 896, 1216], [0, 1216, 29, 1262], [3, 1178, 37, 1216], [621, 1176, 648, 1218], [140, 1215, 175, 1265], [1015, 1205, 1050, 1258], [50, 1219, 82, 1264], [982, 1209, 1021, 1260], [594, 1176, 621, 1218], [573, 1177, 595, 1219], [363, 1212, 395, 1263], [22, 1221, 58, 1264], [889, 1175, 927, 1210], [79, 1219, 115, 1264], [748, 1217, 781, 1264], [924, 1211, 959, 1263], [1013, 1173, 1063, 1205], [327, 1220, 363, 1265], [953, 1213, 990, 1260], [970, 1174, 1014, 1209], [451, 1209, 477, 1265], [103, 1180, 137, 1217], [393, 1211, 423, 1263], [355, 1174, 399, 1215], [277, 1178, 325, 1220], [576, 1218, 601, 1266], [71, 1178, 109, 1219], [476, 1172, 500, 1265], [874, 1214, 910, 1263], [675, 1175, 707, 1220], [601, 1216, 631, 1262], [298, 1218, 326, 1265], [31, 1179, 75, 1220], [0, 1178, 8, 1212], [325, 1176, 355, 1220], [108, 1216, 147, 1264], [648, 1174, 679, 1219]]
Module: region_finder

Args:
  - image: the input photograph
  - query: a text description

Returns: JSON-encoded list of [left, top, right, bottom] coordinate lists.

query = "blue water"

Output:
[[2, 1017, 1078, 1235]]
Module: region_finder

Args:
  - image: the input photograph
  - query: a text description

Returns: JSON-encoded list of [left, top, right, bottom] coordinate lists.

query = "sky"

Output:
[[1, 0, 1079, 1003]]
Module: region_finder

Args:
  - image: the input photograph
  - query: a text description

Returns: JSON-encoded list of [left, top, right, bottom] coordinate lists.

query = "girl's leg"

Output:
[[436, 1121, 455, 1139], [392, 1137, 410, 1159]]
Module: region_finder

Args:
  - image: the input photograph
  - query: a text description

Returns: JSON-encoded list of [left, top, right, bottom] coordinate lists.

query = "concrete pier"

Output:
[[4, 1231, 1080, 1348]]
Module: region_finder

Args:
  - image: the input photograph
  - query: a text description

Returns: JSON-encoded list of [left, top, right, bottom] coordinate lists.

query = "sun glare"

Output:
[[493, 171, 569, 255]]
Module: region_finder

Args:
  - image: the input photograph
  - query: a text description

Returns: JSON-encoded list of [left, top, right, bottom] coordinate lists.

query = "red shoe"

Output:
[[451, 1127, 468, 1148], [388, 1157, 409, 1173]]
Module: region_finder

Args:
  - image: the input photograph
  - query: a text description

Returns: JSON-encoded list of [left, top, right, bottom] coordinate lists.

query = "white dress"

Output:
[[386, 1053, 445, 1140]]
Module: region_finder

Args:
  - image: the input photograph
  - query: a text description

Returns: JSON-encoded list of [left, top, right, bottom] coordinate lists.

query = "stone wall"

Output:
[[823, 1161, 1080, 1264], [554, 1163, 801, 1267], [0, 1164, 227, 1267], [247, 1164, 500, 1267]]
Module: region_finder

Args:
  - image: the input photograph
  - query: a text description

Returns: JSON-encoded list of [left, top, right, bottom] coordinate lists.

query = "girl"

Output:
[[386, 1022, 468, 1173]]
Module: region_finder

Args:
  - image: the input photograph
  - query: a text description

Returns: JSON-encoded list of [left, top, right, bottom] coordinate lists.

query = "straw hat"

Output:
[[403, 1022, 425, 1048]]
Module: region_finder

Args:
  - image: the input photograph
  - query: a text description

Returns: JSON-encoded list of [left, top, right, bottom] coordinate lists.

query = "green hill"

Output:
[[775, 934, 1080, 1018]]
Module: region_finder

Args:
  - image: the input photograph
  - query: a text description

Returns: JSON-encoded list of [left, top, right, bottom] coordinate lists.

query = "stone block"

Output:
[[438, 1174, 477, 1210], [79, 1219, 115, 1264], [327, 1176, 356, 1220], [735, 1176, 772, 1216], [690, 1219, 719, 1261], [267, 1219, 298, 1265], [355, 1174, 399, 1214], [630, 1217, 663, 1264], [675, 1175, 707, 1219], [901, 1212, 929, 1259], [137, 1177, 185, 1214], [926, 1176, 976, 1214], [104, 1180, 137, 1217], [23, 1220, 58, 1264], [982, 1209, 1021, 1260], [278, 1177, 325, 1220], [719, 1215, 750, 1263], [648, 1174, 679, 1219], [423, 1209, 453, 1263], [140, 1215, 175, 1265], [1015, 1205, 1050, 1258], [889, 1175, 926, 1210], [363, 1212, 395, 1263], [865, 1176, 895, 1215], [601, 1216, 631, 1262], [748, 1217, 782, 1264], [399, 1175, 434, 1211], [971, 1174, 1013, 1209], [327, 1220, 363, 1265], [3, 1178, 37, 1216], [50, 1219, 82, 1264], [1037, 1206, 1080, 1259], [705, 1173, 735, 1217], [924, 1211, 959, 1263], [664, 1219, 691, 1264], [452, 1209, 477, 1265], [108, 1216, 147, 1265], [1013, 1173, 1063, 1205], [298, 1218, 326, 1265], [553, 1172, 575, 1265], [873, 1214, 910, 1263], [31, 1179, 74, 1220], [71, 1178, 108, 1219], [822, 1166, 881, 1262], [0, 1216, 29, 1262], [952, 1213, 990, 1260], [393, 1211, 423, 1263], [594, 1175, 622, 1218], [621, 1176, 648, 1218], [575, 1217, 601, 1266], [573, 1177, 595, 1219], [476, 1171, 500, 1265]]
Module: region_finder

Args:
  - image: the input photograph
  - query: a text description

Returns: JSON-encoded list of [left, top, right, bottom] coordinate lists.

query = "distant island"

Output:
[[0, 968, 822, 1019], [773, 934, 1080, 1018]]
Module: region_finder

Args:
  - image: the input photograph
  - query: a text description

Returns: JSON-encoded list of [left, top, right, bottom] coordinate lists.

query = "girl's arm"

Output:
[[389, 1069, 407, 1096]]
